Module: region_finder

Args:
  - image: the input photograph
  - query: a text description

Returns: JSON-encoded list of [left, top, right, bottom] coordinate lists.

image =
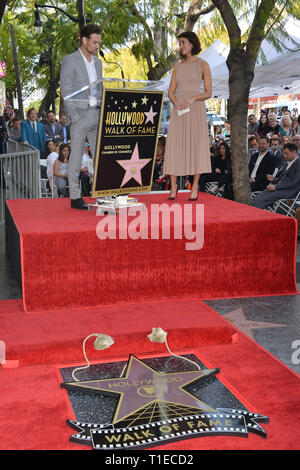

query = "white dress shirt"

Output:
[[30, 120, 37, 132], [79, 48, 97, 98], [250, 151, 268, 180], [286, 156, 299, 170]]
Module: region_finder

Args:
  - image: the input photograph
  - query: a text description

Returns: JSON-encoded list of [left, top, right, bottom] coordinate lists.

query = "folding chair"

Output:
[[205, 181, 224, 197], [205, 181, 218, 192], [268, 190, 300, 217]]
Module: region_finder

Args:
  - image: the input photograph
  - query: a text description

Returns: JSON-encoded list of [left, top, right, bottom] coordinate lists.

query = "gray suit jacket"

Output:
[[43, 122, 64, 142], [274, 157, 300, 196], [60, 49, 103, 125]]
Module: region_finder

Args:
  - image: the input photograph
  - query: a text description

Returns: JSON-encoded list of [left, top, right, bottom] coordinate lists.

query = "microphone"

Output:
[[100, 50, 125, 88]]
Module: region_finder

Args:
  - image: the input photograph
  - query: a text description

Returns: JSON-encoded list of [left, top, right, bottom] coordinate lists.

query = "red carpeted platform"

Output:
[[0, 298, 299, 450], [5, 193, 298, 313]]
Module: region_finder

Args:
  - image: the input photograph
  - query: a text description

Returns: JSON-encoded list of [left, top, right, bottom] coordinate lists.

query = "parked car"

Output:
[[206, 112, 224, 127]]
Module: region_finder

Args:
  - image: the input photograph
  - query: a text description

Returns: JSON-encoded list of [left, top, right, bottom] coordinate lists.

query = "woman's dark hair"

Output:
[[259, 114, 269, 125], [58, 143, 71, 162], [177, 31, 201, 58], [218, 141, 231, 160], [214, 125, 222, 136], [257, 114, 270, 134]]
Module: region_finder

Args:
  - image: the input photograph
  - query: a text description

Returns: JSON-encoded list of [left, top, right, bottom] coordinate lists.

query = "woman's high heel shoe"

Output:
[[168, 186, 178, 200], [188, 188, 199, 201]]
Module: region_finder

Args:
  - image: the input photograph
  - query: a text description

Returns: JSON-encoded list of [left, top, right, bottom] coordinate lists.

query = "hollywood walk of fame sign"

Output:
[[60, 355, 269, 450], [91, 89, 164, 198]]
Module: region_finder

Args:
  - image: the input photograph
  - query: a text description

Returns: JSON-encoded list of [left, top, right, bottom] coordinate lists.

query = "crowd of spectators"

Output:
[[152, 108, 300, 210], [2, 103, 300, 207], [0, 105, 93, 197]]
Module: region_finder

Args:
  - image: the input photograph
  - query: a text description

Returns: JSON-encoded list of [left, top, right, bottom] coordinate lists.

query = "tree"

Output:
[[210, 0, 299, 203], [2, 0, 299, 204], [0, 0, 9, 24], [0, 0, 135, 115], [125, 0, 213, 80], [119, 1, 300, 203]]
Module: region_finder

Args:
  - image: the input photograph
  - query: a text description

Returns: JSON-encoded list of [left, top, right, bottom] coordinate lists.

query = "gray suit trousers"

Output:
[[69, 107, 99, 200], [252, 188, 298, 209]]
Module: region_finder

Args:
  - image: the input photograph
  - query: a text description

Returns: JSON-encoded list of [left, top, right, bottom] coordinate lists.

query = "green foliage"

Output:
[[1, 0, 300, 105], [102, 47, 147, 81]]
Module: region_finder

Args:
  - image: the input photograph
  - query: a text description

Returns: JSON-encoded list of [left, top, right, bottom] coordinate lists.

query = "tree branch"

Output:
[[99, 1, 124, 33], [246, 0, 278, 57], [147, 52, 178, 80], [184, 1, 216, 30], [211, 0, 241, 47]]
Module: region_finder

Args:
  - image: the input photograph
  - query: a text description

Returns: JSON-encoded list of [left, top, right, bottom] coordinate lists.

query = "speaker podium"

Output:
[[65, 78, 164, 214]]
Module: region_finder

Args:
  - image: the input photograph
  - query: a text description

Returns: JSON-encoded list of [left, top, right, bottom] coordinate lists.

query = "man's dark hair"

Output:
[[80, 24, 102, 42], [283, 142, 298, 153], [259, 136, 269, 143], [177, 31, 201, 58]]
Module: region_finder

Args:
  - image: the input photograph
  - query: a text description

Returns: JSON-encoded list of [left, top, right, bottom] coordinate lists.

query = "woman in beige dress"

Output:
[[163, 31, 212, 200]]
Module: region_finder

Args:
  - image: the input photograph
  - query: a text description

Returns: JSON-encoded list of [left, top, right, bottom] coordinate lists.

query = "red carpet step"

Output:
[[0, 298, 299, 450], [5, 193, 298, 313]]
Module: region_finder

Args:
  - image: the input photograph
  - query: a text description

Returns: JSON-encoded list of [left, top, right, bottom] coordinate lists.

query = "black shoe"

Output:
[[168, 186, 178, 200], [71, 197, 88, 210], [188, 188, 199, 201]]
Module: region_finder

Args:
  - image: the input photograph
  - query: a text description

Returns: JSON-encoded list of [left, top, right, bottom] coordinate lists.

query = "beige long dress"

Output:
[[163, 58, 211, 176]]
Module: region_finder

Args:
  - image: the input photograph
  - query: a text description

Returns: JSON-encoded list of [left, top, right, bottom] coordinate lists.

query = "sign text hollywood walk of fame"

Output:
[[92, 89, 164, 197], [61, 355, 269, 450]]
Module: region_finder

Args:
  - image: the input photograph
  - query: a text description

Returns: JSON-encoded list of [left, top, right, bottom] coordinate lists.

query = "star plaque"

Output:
[[61, 354, 269, 449], [116, 143, 152, 188]]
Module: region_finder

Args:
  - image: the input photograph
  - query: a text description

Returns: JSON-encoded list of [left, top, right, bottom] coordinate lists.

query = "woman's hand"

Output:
[[175, 97, 195, 110], [175, 99, 194, 111], [182, 96, 195, 107], [174, 102, 185, 111]]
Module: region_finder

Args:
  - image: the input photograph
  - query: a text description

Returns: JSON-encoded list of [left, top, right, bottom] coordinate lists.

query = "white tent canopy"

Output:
[[212, 48, 300, 99], [159, 18, 300, 99]]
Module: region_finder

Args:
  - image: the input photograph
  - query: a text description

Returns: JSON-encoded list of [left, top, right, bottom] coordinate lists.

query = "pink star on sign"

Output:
[[116, 143, 151, 187], [144, 105, 157, 124]]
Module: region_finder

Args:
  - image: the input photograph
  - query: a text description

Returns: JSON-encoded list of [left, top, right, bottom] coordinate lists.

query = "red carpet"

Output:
[[6, 193, 298, 313], [0, 298, 299, 450]]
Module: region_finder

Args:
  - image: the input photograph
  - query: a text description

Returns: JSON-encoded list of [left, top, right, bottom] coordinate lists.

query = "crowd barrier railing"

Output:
[[0, 140, 40, 224]]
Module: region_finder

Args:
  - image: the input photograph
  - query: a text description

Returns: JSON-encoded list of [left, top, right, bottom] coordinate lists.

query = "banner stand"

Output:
[[65, 78, 164, 215]]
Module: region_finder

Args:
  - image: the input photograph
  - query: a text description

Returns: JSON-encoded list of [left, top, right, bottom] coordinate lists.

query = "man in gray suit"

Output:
[[252, 143, 300, 209], [60, 24, 103, 209], [43, 111, 64, 143]]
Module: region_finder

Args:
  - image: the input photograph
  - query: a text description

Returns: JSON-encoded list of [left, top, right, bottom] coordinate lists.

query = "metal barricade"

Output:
[[0, 140, 40, 224]]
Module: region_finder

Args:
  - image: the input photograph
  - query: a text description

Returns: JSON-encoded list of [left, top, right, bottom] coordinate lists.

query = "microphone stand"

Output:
[[99, 51, 126, 88]]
